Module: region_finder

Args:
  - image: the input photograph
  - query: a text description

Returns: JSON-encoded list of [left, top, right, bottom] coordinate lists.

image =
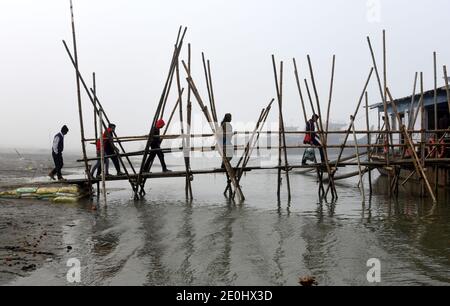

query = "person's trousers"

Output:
[[91, 152, 110, 176], [105, 148, 121, 174], [144, 148, 167, 172], [309, 138, 325, 163], [50, 152, 63, 178]]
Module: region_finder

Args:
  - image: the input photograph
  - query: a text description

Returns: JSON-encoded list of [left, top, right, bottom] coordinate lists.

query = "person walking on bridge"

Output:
[[49, 125, 69, 181]]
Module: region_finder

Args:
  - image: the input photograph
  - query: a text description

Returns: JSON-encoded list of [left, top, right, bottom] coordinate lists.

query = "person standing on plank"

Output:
[[49, 125, 69, 181], [104, 123, 124, 176], [143, 119, 171, 173]]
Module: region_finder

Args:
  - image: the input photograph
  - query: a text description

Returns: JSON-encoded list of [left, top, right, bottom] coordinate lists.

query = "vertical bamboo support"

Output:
[[279, 61, 291, 201], [352, 120, 365, 200], [433, 52, 438, 194], [93, 72, 100, 196], [99, 109, 107, 206], [365, 92, 373, 195], [207, 60, 218, 123], [175, 60, 193, 199], [407, 72, 418, 130], [420, 72, 425, 196], [69, 0, 92, 193], [367, 35, 392, 195], [272, 57, 291, 201], [186, 43, 193, 199], [444, 66, 450, 116], [325, 55, 336, 143]]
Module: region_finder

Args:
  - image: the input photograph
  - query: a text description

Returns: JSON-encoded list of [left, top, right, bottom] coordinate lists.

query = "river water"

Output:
[[0, 151, 449, 286]]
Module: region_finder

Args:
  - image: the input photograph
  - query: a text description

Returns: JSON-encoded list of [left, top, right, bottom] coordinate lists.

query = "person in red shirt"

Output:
[[90, 128, 110, 177]]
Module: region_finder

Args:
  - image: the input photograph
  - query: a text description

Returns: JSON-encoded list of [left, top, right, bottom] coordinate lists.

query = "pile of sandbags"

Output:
[[0, 185, 84, 203]]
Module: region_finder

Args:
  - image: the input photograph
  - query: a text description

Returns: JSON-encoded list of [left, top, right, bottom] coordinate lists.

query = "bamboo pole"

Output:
[[181, 60, 245, 201], [407, 72, 418, 130], [186, 43, 193, 199], [228, 100, 273, 198], [325, 68, 374, 198], [444, 66, 450, 116], [307, 55, 336, 200], [367, 35, 393, 195], [351, 120, 365, 199], [175, 59, 193, 199], [325, 55, 336, 143], [293, 58, 308, 124], [272, 57, 291, 201], [69, 0, 92, 193], [433, 52, 438, 194], [207, 60, 218, 123], [201, 52, 216, 122], [99, 109, 107, 206], [93, 72, 100, 196], [303, 79, 317, 117], [365, 92, 373, 195]]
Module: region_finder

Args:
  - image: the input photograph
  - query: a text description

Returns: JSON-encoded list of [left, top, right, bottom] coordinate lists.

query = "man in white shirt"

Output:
[[49, 125, 69, 180]]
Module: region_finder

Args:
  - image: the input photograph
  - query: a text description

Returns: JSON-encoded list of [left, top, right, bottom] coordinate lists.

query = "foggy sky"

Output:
[[1, 0, 449, 154]]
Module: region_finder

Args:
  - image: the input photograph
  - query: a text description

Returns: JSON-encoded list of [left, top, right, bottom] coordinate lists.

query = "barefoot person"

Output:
[[49, 125, 69, 181]]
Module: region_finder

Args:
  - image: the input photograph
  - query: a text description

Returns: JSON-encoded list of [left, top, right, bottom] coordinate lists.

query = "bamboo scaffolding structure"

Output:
[[181, 60, 245, 201], [136, 26, 187, 198], [62, 41, 138, 194], [386, 88, 437, 203], [307, 55, 337, 200], [325, 68, 374, 198]]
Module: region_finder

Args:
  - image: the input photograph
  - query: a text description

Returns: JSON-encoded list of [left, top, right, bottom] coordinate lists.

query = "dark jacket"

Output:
[[150, 127, 162, 149], [306, 119, 318, 140], [52, 132, 64, 155]]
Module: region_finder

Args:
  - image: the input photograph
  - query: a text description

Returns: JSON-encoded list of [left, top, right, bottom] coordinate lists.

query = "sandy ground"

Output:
[[0, 150, 81, 284]]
